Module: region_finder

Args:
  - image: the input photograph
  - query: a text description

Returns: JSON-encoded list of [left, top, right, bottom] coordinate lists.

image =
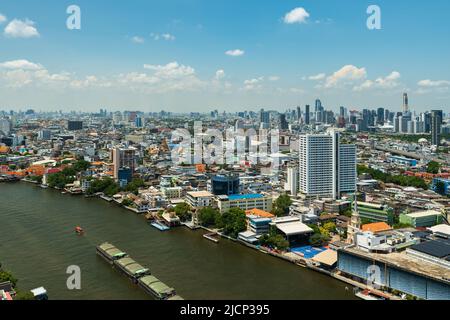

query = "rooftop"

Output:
[[361, 222, 393, 233], [406, 210, 442, 218], [343, 247, 450, 285], [229, 194, 265, 201]]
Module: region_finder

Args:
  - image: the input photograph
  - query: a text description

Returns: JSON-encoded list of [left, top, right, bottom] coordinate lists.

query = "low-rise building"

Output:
[[399, 210, 443, 228], [217, 194, 273, 213], [185, 191, 214, 208]]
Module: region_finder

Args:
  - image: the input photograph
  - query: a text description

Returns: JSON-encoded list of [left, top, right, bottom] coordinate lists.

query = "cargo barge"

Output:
[[138, 275, 179, 300], [114, 257, 150, 283], [96, 242, 128, 264]]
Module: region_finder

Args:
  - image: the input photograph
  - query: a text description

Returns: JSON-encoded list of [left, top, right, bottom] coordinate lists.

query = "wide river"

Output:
[[0, 182, 355, 300]]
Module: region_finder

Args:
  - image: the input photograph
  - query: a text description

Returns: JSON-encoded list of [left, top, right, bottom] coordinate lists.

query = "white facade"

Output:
[[285, 165, 299, 196], [299, 131, 356, 199]]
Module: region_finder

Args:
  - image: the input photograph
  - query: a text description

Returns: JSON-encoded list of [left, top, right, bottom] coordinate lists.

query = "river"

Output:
[[0, 182, 355, 300]]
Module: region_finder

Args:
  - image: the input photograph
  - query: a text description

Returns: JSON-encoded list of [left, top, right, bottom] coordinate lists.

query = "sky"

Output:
[[0, 0, 449, 113]]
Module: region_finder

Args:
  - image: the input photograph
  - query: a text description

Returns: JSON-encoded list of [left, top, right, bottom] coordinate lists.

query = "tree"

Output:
[[198, 207, 220, 227], [309, 233, 330, 247], [125, 178, 145, 195], [174, 203, 192, 222], [273, 194, 292, 217], [72, 160, 91, 172], [121, 198, 134, 207], [427, 161, 441, 174], [217, 208, 247, 238], [0, 269, 18, 287], [14, 290, 35, 300]]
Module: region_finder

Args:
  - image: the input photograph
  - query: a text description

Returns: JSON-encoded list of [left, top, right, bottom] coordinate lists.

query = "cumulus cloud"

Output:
[[283, 7, 310, 24], [225, 49, 245, 57], [4, 19, 39, 38], [0, 59, 43, 70], [308, 73, 326, 81], [353, 71, 401, 91], [0, 14, 7, 24], [417, 79, 450, 87], [324, 65, 367, 88], [131, 36, 145, 44], [215, 69, 225, 80]]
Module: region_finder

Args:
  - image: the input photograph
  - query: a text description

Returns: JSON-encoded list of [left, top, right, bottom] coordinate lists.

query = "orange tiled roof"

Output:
[[361, 222, 393, 233], [245, 208, 275, 219]]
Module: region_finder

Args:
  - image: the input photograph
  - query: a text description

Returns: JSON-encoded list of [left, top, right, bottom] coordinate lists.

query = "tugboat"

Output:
[[75, 226, 84, 235]]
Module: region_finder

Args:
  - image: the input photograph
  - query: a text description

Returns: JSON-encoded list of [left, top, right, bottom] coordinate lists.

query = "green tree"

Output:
[[273, 194, 292, 217], [14, 290, 35, 300], [198, 207, 220, 227], [72, 160, 91, 172], [309, 233, 330, 247], [217, 208, 247, 238], [174, 203, 192, 222], [121, 198, 134, 207], [0, 270, 18, 287], [427, 161, 441, 174]]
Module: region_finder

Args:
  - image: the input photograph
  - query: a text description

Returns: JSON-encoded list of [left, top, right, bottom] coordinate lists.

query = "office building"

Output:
[[431, 110, 443, 146], [0, 119, 12, 136], [304, 105, 310, 125], [112, 147, 136, 180], [403, 93, 409, 113], [68, 120, 83, 131], [211, 173, 240, 196], [217, 194, 273, 213], [285, 164, 299, 196]]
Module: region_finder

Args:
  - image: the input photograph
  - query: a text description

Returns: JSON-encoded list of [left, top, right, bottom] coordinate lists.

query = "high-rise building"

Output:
[[377, 108, 385, 125], [285, 164, 299, 196], [296, 106, 301, 121], [211, 173, 240, 196], [304, 105, 310, 125], [431, 110, 443, 146], [0, 118, 11, 136], [279, 114, 288, 130], [299, 131, 356, 199], [112, 147, 136, 180], [260, 109, 270, 127], [403, 93, 409, 113]]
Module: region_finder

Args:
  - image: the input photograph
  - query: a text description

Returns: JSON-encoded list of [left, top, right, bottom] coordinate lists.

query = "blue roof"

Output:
[[228, 194, 264, 201]]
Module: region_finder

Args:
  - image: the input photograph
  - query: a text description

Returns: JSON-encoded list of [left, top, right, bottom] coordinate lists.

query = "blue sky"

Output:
[[0, 0, 449, 112]]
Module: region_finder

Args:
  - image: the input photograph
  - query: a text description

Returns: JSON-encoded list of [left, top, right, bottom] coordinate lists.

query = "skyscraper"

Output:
[[431, 110, 443, 146], [285, 164, 299, 196], [305, 105, 310, 125], [403, 93, 409, 113], [299, 131, 356, 199]]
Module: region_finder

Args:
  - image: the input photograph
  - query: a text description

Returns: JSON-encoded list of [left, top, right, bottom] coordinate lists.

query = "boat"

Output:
[[203, 233, 220, 243], [40, 184, 48, 189], [138, 275, 177, 300], [354, 289, 386, 301], [96, 242, 128, 264], [151, 221, 170, 231], [113, 257, 150, 282], [30, 287, 48, 300], [75, 226, 84, 235]]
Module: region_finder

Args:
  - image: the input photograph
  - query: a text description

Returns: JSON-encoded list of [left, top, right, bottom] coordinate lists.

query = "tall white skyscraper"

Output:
[[299, 131, 356, 199]]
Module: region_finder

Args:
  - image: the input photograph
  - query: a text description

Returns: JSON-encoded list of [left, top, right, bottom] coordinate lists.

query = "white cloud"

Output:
[[4, 19, 39, 38], [325, 65, 367, 88], [268, 76, 280, 81], [308, 73, 326, 81], [143, 62, 195, 79], [215, 69, 225, 80], [0, 14, 7, 24], [150, 33, 176, 41], [131, 36, 145, 44], [243, 77, 264, 91], [161, 33, 176, 41], [283, 7, 310, 24], [225, 49, 245, 57], [353, 71, 401, 91], [417, 79, 450, 87], [0, 59, 43, 70]]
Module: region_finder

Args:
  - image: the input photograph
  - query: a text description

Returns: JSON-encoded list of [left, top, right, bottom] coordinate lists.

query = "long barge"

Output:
[[138, 275, 178, 300], [96, 242, 128, 264], [114, 257, 150, 283], [96, 243, 183, 300]]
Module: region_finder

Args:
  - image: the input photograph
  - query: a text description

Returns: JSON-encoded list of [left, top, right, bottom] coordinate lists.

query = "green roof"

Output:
[[139, 275, 175, 297], [116, 258, 149, 275]]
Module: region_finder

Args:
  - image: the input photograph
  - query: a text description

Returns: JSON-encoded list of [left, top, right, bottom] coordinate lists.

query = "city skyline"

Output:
[[1, 0, 450, 112]]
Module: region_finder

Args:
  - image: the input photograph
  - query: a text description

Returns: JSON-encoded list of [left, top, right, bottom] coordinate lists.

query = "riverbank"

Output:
[[0, 182, 356, 300]]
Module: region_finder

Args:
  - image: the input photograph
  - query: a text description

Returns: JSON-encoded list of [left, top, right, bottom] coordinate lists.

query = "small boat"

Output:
[[75, 226, 84, 235]]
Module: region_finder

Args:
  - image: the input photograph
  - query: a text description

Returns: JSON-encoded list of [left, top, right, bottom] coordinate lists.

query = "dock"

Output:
[[203, 233, 220, 243], [151, 221, 170, 231]]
